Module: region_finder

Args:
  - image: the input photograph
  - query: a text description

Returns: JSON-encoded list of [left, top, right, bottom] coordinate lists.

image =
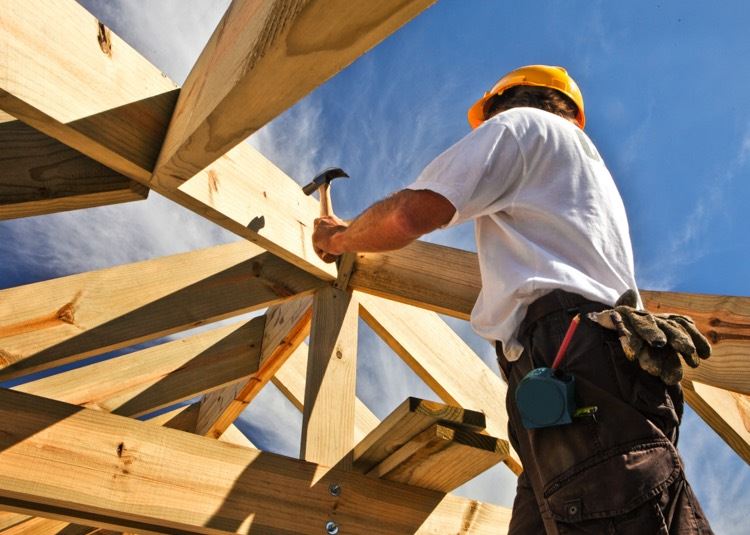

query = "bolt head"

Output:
[[329, 483, 341, 496], [325, 520, 339, 534]]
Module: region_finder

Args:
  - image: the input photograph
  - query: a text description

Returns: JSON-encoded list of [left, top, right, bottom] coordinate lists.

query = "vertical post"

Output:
[[301, 286, 358, 469]]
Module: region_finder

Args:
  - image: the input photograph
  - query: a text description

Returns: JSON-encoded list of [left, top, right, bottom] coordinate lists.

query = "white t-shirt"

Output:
[[407, 107, 639, 361]]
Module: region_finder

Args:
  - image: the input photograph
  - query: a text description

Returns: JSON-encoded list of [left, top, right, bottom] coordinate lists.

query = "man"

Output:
[[313, 65, 712, 534]]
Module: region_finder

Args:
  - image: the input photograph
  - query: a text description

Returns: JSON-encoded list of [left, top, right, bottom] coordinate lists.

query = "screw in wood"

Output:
[[329, 483, 341, 496], [325, 520, 339, 534]]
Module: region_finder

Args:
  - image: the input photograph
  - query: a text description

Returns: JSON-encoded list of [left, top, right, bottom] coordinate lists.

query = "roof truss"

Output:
[[1, 0, 748, 532]]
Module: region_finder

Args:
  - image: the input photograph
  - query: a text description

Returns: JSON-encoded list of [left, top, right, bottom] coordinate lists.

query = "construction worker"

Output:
[[312, 65, 713, 534]]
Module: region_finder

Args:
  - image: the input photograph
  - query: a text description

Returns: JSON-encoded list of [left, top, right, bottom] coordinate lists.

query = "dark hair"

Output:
[[484, 85, 578, 123]]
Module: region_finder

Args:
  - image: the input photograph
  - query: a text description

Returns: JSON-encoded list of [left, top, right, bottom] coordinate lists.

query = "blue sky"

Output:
[[2, 0, 749, 532]]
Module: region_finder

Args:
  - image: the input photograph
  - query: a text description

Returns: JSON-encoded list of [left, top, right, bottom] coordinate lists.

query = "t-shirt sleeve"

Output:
[[405, 119, 525, 226]]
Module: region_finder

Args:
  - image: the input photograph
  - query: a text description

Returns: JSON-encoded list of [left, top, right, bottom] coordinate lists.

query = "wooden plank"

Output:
[[0, 0, 179, 181], [352, 397, 487, 475], [152, 0, 436, 191], [0, 240, 323, 380], [349, 241, 481, 320], [351, 244, 750, 395], [683, 380, 750, 464], [369, 423, 509, 493], [301, 287, 359, 469], [195, 296, 313, 438], [357, 292, 521, 474], [642, 291, 750, 394], [273, 342, 381, 443], [0, 120, 147, 220], [0, 517, 72, 534], [14, 318, 265, 418], [0, 512, 30, 531], [0, 389, 510, 534]]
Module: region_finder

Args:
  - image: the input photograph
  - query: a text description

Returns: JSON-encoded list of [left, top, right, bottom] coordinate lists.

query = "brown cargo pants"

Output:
[[497, 290, 713, 534]]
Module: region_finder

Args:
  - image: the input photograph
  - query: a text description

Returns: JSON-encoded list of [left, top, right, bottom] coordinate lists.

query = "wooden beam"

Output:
[[0, 517, 72, 534], [301, 287, 359, 469], [195, 296, 313, 438], [0, 120, 147, 220], [683, 380, 750, 464], [0, 512, 30, 531], [14, 318, 265, 418], [0, 0, 179, 181], [152, 0, 436, 191], [358, 292, 521, 473], [0, 389, 510, 534], [368, 423, 509, 493], [350, 241, 481, 320], [352, 397, 487, 475], [0, 241, 323, 380], [273, 342, 380, 443], [350, 244, 750, 394]]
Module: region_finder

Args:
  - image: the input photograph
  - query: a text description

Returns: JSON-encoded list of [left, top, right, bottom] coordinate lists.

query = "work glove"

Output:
[[587, 290, 712, 385]]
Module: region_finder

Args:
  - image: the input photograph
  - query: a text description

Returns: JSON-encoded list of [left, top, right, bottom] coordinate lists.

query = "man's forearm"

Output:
[[331, 189, 455, 253]]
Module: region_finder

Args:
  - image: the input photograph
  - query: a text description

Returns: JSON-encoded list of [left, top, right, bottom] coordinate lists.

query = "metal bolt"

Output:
[[329, 483, 342, 497], [325, 520, 339, 534]]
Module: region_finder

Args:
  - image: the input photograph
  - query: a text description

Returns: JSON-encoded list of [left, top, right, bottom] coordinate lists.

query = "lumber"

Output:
[[683, 380, 750, 464], [0, 517, 72, 534], [195, 296, 313, 438], [0, 0, 179, 181], [349, 241, 481, 320], [350, 245, 750, 394], [152, 0, 436, 192], [358, 292, 522, 474], [301, 287, 359, 469], [0, 389, 510, 534], [14, 318, 265, 418], [0, 120, 147, 220], [352, 397, 487, 475], [368, 423, 509, 493], [0, 240, 323, 380], [273, 342, 381, 443], [0, 512, 30, 531]]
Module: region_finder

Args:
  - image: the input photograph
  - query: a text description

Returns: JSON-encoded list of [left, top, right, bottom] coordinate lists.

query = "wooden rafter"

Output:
[[0, 389, 510, 534], [195, 296, 314, 438], [0, 241, 323, 380], [0, 120, 147, 220], [152, 0, 437, 192], [13, 318, 265, 418]]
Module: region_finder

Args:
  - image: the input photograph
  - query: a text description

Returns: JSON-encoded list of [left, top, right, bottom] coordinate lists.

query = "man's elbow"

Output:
[[393, 190, 456, 240]]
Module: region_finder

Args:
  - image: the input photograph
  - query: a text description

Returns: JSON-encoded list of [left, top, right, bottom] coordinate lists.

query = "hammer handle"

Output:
[[319, 182, 332, 217]]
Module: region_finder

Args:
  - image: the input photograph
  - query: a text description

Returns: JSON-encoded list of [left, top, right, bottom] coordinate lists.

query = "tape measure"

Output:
[[516, 314, 581, 429]]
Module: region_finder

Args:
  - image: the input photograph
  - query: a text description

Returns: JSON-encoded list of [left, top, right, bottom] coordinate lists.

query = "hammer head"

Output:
[[302, 167, 349, 196]]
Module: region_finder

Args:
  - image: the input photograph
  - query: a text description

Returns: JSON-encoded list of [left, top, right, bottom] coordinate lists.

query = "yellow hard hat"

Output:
[[467, 65, 585, 129]]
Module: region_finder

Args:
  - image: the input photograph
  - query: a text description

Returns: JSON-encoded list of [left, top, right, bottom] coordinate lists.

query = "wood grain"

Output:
[[0, 120, 147, 220], [683, 380, 750, 464], [195, 296, 313, 438], [0, 389, 510, 534], [369, 423, 509, 493], [14, 318, 265, 418], [273, 342, 380, 443], [152, 0, 436, 191], [301, 287, 359, 469], [0, 241, 323, 380], [352, 397, 487, 475]]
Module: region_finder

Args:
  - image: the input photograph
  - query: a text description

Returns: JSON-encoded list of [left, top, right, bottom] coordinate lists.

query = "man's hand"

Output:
[[313, 215, 348, 263]]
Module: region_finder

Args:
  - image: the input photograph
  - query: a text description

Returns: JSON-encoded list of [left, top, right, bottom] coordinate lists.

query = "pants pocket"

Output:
[[543, 439, 680, 524]]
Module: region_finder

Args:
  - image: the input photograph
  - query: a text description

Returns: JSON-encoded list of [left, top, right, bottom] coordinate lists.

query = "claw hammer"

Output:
[[302, 168, 356, 290]]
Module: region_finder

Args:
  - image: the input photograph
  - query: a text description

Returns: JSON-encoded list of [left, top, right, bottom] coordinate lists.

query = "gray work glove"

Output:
[[587, 290, 712, 385]]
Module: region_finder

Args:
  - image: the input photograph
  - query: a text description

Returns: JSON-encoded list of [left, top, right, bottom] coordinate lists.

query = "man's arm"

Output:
[[312, 189, 455, 262]]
